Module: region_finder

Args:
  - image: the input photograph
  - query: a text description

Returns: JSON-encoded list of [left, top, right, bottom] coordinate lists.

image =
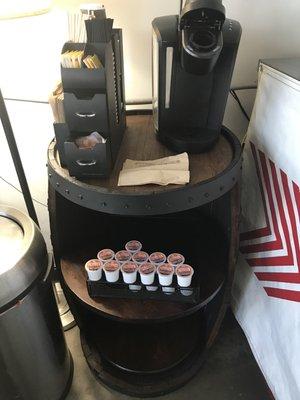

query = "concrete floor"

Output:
[[65, 310, 271, 400]]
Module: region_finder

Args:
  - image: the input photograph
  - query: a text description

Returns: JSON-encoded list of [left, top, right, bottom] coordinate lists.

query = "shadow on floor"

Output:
[[65, 309, 271, 400]]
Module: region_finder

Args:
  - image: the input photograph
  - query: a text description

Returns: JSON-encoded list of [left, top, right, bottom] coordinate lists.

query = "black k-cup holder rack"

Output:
[[87, 275, 201, 304]]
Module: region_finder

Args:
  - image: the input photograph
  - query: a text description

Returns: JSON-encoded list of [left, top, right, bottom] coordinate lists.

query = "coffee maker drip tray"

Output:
[[157, 127, 220, 154]]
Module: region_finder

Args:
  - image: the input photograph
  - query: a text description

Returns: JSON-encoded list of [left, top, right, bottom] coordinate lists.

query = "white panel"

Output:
[[165, 47, 173, 109], [152, 30, 159, 129]]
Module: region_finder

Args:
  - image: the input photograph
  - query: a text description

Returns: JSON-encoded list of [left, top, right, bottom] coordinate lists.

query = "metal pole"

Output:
[[0, 89, 39, 226], [180, 0, 183, 13]]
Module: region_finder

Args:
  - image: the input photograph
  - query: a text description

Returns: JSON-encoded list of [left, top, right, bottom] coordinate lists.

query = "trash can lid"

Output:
[[0, 216, 24, 274], [0, 206, 48, 311]]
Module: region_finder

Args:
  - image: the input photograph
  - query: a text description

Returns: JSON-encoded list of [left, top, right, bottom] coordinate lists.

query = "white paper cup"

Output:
[[97, 249, 115, 263], [176, 264, 194, 288], [149, 252, 166, 266], [167, 253, 185, 267], [139, 263, 156, 285], [115, 250, 132, 265], [157, 264, 174, 286], [121, 262, 138, 284], [125, 240, 142, 254], [103, 261, 120, 283], [132, 251, 149, 266], [85, 259, 102, 281]]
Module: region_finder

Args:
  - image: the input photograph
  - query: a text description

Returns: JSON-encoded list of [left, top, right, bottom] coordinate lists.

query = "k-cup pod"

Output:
[[139, 263, 156, 285], [85, 259, 102, 281], [115, 250, 131, 264], [149, 252, 166, 266], [103, 260, 120, 283], [125, 240, 142, 254], [121, 262, 138, 284], [167, 253, 185, 267], [176, 264, 194, 288], [97, 249, 115, 263], [157, 263, 174, 286], [132, 251, 149, 265]]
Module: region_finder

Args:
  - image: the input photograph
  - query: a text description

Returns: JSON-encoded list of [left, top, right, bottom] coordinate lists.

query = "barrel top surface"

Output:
[[48, 114, 242, 215], [88, 115, 233, 193]]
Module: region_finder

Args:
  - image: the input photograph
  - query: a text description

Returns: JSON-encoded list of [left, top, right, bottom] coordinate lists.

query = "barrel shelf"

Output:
[[79, 312, 209, 397], [59, 233, 225, 322], [48, 113, 242, 397]]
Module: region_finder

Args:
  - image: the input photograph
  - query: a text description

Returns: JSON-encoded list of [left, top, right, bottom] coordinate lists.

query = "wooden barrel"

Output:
[[48, 114, 242, 397]]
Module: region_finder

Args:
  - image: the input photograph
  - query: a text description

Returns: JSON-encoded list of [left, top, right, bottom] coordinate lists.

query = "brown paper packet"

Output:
[[122, 153, 189, 171], [49, 82, 65, 123], [118, 169, 190, 187]]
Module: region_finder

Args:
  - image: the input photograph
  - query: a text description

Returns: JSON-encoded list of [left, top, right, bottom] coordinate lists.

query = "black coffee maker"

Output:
[[152, 0, 241, 153]]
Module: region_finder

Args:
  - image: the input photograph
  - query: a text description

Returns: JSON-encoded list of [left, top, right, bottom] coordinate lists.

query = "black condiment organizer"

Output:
[[61, 42, 107, 98], [87, 276, 200, 304], [55, 26, 126, 179], [63, 93, 109, 133], [54, 122, 111, 177], [54, 123, 69, 167], [64, 141, 111, 178]]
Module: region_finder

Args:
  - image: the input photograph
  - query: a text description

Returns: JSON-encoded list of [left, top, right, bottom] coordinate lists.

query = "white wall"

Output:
[[1, 0, 300, 246], [222, 0, 300, 134], [0, 101, 55, 249], [1, 0, 300, 131]]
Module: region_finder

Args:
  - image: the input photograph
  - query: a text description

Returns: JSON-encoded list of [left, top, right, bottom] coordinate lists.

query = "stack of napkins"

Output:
[[118, 153, 190, 187], [49, 82, 65, 123]]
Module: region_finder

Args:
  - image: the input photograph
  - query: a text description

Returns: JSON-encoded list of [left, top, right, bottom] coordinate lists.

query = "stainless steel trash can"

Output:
[[0, 206, 73, 400]]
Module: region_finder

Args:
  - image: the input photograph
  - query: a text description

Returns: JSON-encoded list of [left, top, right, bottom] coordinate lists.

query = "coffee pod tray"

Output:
[[87, 276, 200, 304]]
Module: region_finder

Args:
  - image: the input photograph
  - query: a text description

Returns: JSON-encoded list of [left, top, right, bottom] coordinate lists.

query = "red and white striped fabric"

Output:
[[232, 61, 300, 400]]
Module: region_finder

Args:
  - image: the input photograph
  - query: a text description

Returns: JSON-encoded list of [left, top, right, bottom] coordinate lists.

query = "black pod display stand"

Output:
[[54, 26, 126, 179], [48, 113, 242, 397]]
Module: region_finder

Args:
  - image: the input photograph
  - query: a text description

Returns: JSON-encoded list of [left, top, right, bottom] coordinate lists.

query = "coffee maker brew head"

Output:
[[180, 0, 226, 74]]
